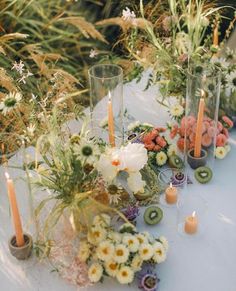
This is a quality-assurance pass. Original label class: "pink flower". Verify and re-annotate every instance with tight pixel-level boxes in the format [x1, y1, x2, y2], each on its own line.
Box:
[216, 134, 227, 147]
[156, 136, 167, 148]
[217, 121, 223, 132]
[177, 137, 188, 152]
[150, 129, 158, 139]
[201, 133, 212, 147]
[222, 127, 229, 138]
[207, 126, 216, 138]
[222, 116, 234, 129]
[154, 144, 162, 152]
[145, 141, 155, 151]
[170, 125, 178, 139]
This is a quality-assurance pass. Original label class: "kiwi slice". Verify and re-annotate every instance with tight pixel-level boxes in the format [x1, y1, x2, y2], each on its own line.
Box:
[144, 206, 163, 225]
[169, 155, 184, 169]
[194, 166, 213, 184]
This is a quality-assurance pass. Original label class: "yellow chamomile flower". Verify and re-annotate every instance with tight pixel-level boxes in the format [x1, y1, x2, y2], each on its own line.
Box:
[215, 146, 227, 159]
[97, 240, 114, 262]
[114, 244, 130, 264]
[88, 262, 103, 283]
[93, 214, 111, 227]
[122, 234, 140, 252]
[105, 260, 118, 277]
[139, 243, 154, 261]
[78, 241, 90, 262]
[159, 236, 169, 251]
[136, 233, 148, 245]
[116, 266, 134, 284]
[87, 226, 107, 245]
[156, 151, 168, 166]
[170, 104, 184, 117]
[167, 144, 178, 157]
[152, 242, 166, 263]
[131, 254, 143, 272]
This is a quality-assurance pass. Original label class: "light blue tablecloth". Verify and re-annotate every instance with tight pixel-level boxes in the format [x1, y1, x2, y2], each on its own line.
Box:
[1, 75, 236, 291]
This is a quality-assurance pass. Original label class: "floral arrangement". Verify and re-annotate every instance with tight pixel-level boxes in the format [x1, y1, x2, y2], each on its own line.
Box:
[168, 104, 233, 159]
[127, 121, 182, 168]
[78, 213, 168, 286]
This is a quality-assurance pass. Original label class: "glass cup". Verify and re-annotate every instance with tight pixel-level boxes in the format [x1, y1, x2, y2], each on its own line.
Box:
[88, 64, 124, 146]
[177, 193, 208, 236]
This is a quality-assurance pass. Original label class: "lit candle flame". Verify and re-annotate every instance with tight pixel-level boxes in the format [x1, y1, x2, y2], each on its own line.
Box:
[192, 211, 196, 217]
[170, 182, 173, 188]
[5, 172, 10, 180]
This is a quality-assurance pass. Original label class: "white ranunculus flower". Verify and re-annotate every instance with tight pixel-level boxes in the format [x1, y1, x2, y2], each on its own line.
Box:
[127, 172, 146, 194]
[152, 242, 166, 263]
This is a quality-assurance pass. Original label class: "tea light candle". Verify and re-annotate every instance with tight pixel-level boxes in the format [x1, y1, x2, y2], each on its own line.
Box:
[165, 182, 178, 204]
[184, 211, 198, 234]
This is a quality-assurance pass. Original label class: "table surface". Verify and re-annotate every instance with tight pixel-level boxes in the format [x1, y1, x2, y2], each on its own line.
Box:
[1, 74, 236, 291]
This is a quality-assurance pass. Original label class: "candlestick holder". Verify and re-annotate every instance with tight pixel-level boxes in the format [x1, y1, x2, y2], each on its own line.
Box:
[177, 194, 208, 237]
[88, 64, 124, 146]
[8, 233, 33, 260]
[184, 70, 221, 175]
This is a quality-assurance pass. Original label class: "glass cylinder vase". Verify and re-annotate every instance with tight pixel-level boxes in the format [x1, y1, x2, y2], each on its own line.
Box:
[88, 64, 124, 146]
[184, 70, 221, 181]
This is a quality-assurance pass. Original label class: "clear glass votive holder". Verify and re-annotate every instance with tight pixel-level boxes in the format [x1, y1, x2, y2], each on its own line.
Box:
[177, 193, 208, 237]
[88, 64, 124, 146]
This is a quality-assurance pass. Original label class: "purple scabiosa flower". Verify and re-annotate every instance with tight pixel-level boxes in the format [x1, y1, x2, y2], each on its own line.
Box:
[123, 203, 140, 223]
[137, 266, 160, 291]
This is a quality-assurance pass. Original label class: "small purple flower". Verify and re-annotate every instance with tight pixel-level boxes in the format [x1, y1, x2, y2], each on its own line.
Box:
[137, 267, 160, 291]
[171, 172, 192, 186]
[123, 203, 140, 222]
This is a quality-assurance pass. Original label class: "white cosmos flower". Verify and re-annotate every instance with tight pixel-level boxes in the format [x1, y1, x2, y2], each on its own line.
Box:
[170, 104, 184, 117]
[74, 138, 100, 165]
[139, 243, 154, 261]
[159, 236, 169, 251]
[0, 92, 22, 115]
[136, 233, 148, 245]
[116, 265, 134, 284]
[127, 120, 140, 131]
[93, 214, 111, 227]
[131, 254, 143, 272]
[88, 263, 103, 283]
[97, 240, 115, 262]
[105, 260, 118, 277]
[127, 172, 146, 194]
[226, 71, 236, 92]
[78, 241, 90, 262]
[122, 234, 140, 252]
[87, 226, 107, 245]
[114, 244, 130, 264]
[152, 242, 166, 263]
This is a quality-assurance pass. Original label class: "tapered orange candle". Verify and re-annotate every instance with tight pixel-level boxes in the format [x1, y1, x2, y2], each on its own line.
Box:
[5, 172, 25, 247]
[108, 91, 115, 147]
[194, 93, 205, 158]
[184, 211, 198, 234]
[213, 24, 219, 46]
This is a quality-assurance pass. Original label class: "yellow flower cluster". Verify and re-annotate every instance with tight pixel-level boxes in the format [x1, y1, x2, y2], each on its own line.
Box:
[77, 213, 168, 285]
